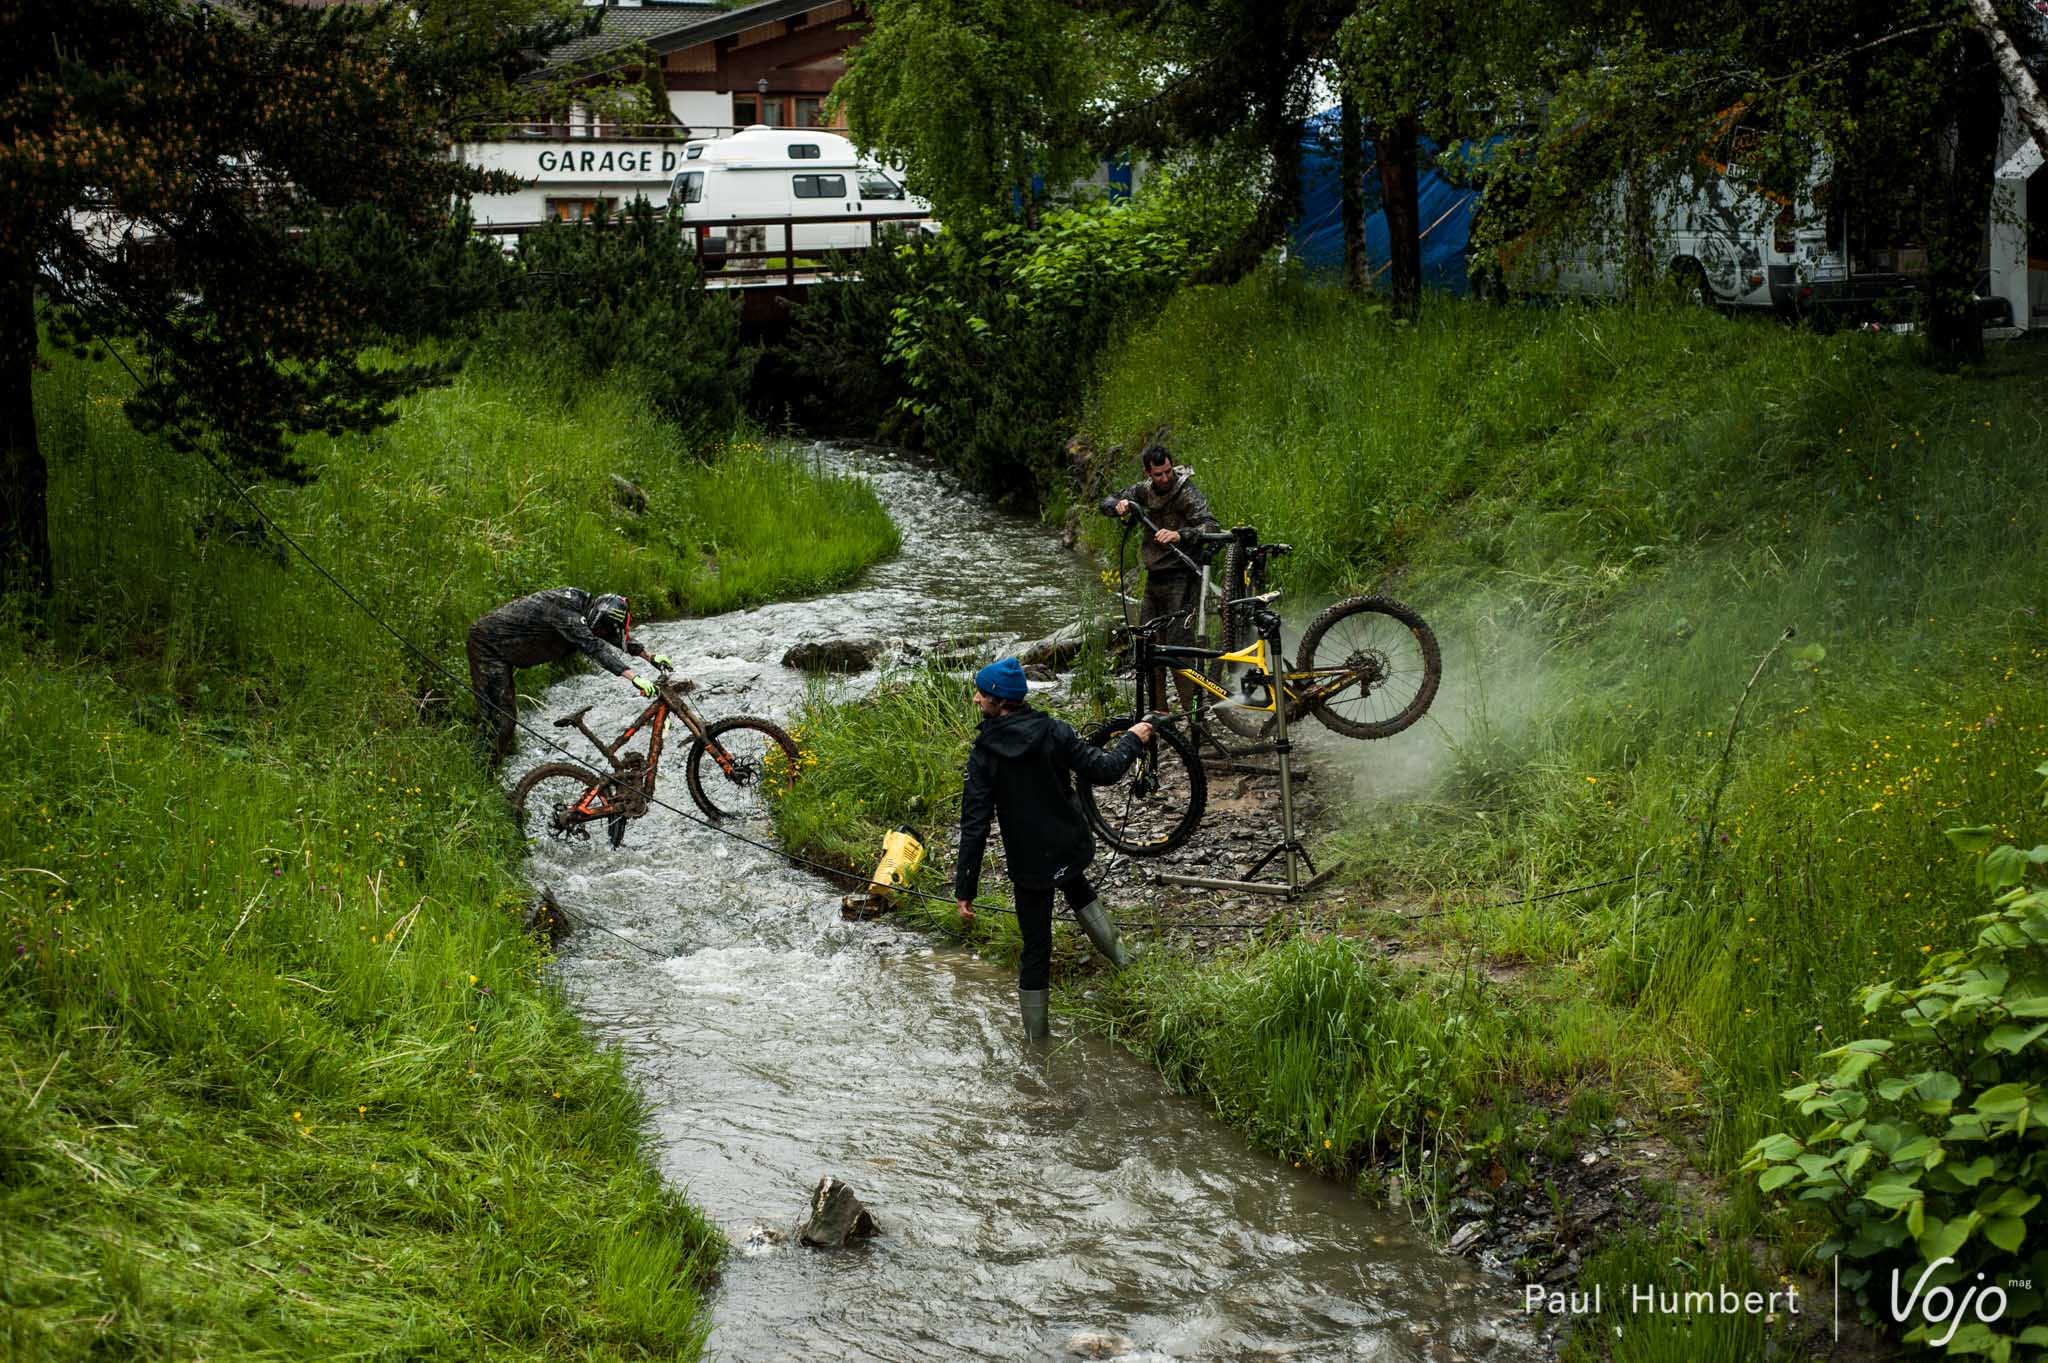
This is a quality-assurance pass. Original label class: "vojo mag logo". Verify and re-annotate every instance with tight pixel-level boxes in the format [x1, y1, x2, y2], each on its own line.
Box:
[1889, 1258, 2011, 1348]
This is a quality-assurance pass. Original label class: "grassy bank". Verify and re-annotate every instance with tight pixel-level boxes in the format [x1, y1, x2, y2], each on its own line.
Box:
[1092, 283, 2048, 1352]
[785, 279, 2048, 1357]
[1, 349, 898, 1359]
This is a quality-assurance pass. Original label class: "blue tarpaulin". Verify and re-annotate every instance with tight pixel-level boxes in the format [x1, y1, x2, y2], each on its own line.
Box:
[1289, 112, 1482, 294]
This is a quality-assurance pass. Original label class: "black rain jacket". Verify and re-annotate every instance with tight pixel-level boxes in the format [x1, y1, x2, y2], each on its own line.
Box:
[954, 707, 1142, 900]
[468, 587, 649, 675]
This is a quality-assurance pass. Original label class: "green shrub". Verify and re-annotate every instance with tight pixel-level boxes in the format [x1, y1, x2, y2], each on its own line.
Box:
[485, 200, 752, 444]
[1743, 769, 2048, 1359]
[791, 182, 1249, 499]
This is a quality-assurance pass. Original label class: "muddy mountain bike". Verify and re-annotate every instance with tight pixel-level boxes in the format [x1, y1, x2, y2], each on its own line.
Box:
[1102, 502, 1443, 745]
[1081, 561, 1441, 860]
[512, 670, 800, 846]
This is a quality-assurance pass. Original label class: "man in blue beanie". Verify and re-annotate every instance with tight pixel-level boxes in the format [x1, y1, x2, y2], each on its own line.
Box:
[954, 657, 1155, 1040]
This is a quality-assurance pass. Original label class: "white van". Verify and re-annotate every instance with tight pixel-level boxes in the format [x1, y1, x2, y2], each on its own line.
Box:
[1507, 141, 1828, 315]
[665, 126, 931, 269]
[1500, 124, 2019, 327]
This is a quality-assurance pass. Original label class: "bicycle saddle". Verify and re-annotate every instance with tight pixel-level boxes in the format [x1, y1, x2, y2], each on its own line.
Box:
[552, 705, 594, 729]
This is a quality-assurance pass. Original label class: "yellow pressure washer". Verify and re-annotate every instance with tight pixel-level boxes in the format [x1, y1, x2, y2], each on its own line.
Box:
[840, 825, 926, 919]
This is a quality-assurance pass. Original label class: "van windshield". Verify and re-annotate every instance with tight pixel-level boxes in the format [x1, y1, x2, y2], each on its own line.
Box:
[858, 171, 906, 200]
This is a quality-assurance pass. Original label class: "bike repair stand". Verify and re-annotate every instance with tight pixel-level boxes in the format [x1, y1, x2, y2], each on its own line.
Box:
[1191, 722, 1301, 782]
[1150, 611, 1341, 899]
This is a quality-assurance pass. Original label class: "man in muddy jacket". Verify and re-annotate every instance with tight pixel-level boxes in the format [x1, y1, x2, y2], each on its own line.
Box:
[954, 657, 1153, 1040]
[467, 588, 674, 763]
[1114, 436, 1219, 707]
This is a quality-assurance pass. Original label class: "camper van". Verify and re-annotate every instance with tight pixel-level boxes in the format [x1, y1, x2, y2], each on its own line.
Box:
[1502, 117, 2029, 329]
[1511, 134, 1885, 317]
[665, 126, 931, 269]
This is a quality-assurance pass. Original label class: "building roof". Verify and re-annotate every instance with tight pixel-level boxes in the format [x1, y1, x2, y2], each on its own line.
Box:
[547, 0, 855, 71]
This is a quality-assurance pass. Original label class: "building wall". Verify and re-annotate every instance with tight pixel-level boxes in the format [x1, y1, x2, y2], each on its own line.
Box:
[464, 4, 859, 228]
[464, 139, 684, 226]
[669, 90, 732, 134]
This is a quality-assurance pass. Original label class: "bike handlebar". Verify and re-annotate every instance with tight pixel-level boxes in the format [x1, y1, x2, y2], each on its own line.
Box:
[1098, 496, 1216, 576]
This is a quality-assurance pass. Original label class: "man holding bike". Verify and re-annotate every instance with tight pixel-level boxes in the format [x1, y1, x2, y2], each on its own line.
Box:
[467, 588, 675, 764]
[953, 657, 1154, 1041]
[1114, 434, 1219, 709]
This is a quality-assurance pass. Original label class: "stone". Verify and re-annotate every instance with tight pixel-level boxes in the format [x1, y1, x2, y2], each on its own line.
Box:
[609, 473, 648, 515]
[524, 886, 572, 948]
[781, 639, 884, 673]
[1063, 431, 1095, 488]
[797, 1175, 878, 1248]
[1065, 1329, 1134, 1359]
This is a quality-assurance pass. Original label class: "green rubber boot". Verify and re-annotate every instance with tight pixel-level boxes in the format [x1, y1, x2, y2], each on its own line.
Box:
[1019, 988, 1050, 1041]
[1074, 900, 1135, 970]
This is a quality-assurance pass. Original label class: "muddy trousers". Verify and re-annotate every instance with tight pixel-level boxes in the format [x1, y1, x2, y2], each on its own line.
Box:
[1014, 868, 1099, 991]
[467, 632, 521, 764]
[1139, 569, 1201, 713]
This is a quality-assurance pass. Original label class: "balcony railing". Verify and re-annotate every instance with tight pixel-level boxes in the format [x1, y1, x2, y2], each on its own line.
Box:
[479, 120, 843, 142]
[477, 209, 934, 287]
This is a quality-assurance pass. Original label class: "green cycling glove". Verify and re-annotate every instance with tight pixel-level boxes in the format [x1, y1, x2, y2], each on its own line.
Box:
[630, 674, 656, 698]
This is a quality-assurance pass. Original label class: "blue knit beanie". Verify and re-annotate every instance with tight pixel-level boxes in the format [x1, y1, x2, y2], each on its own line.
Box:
[973, 656, 1029, 701]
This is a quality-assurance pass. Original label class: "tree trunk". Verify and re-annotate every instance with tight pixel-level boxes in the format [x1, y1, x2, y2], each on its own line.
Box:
[1926, 32, 2002, 364]
[1340, 89, 1366, 294]
[0, 254, 51, 598]
[1375, 113, 1422, 318]
[1966, 0, 2048, 164]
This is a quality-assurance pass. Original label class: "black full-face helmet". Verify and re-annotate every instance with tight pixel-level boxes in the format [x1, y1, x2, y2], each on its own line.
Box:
[586, 593, 631, 643]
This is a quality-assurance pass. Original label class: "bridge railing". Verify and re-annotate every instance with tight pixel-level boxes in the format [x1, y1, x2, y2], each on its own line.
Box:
[474, 210, 936, 286]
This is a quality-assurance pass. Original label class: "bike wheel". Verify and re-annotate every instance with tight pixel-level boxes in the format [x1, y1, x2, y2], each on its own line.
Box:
[1293, 596, 1442, 739]
[511, 762, 609, 840]
[686, 715, 801, 820]
[1206, 542, 1276, 740]
[1076, 715, 1207, 857]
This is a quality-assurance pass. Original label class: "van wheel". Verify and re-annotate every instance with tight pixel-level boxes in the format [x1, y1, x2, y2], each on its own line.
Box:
[1674, 261, 1715, 310]
[1469, 265, 1508, 306]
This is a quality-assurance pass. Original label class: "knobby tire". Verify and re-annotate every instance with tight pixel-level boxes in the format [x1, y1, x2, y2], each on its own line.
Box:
[511, 761, 609, 840]
[686, 715, 801, 820]
[1206, 541, 1276, 740]
[1076, 715, 1207, 857]
[1293, 596, 1442, 739]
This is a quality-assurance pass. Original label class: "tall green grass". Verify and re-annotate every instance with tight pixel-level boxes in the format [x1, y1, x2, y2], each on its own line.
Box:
[43, 346, 896, 723]
[2, 347, 900, 1359]
[771, 666, 977, 871]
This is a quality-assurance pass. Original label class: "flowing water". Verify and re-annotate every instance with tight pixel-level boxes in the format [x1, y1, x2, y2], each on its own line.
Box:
[513, 446, 1541, 1363]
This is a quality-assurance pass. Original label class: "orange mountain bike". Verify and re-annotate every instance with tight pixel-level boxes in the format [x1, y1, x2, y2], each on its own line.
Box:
[512, 670, 799, 846]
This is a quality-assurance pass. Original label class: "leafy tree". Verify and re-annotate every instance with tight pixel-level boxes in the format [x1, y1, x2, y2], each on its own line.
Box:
[1335, 0, 1550, 316]
[832, 0, 1104, 230]
[0, 0, 584, 598]
[489, 201, 751, 443]
[1471, 0, 2047, 360]
[837, 0, 1351, 274]
[1080, 0, 1354, 282]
